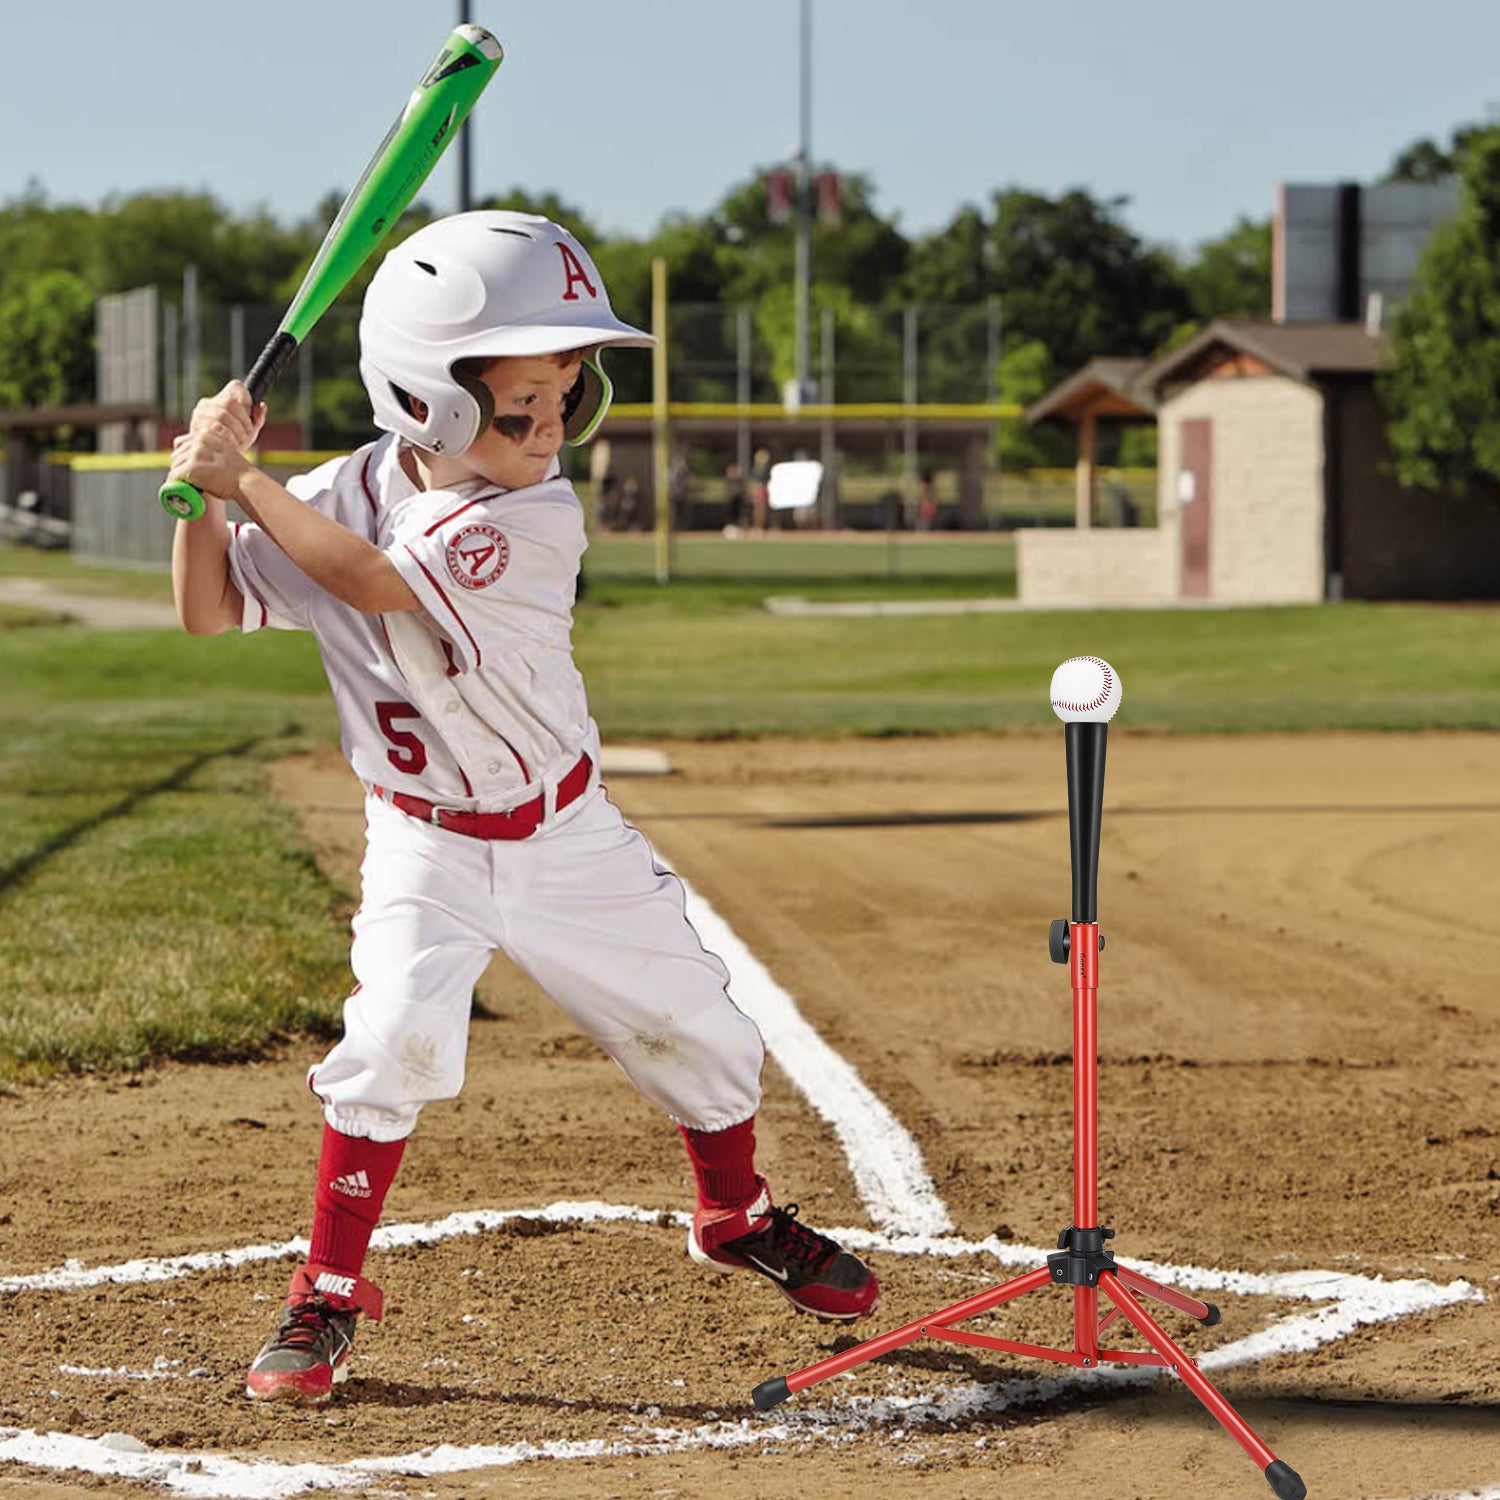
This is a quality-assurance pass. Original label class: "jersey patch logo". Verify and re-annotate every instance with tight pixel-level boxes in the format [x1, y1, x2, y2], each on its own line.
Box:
[445, 523, 510, 590]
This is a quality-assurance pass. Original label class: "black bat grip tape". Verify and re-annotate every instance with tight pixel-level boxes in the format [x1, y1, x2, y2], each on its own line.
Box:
[244, 331, 299, 405]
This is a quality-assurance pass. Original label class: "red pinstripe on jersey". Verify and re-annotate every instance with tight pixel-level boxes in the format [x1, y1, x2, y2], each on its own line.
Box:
[399, 545, 528, 779]
[424, 497, 490, 537]
[402, 546, 483, 668]
[359, 451, 379, 520]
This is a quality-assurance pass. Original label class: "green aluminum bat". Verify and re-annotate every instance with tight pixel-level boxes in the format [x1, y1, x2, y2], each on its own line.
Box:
[159, 22, 503, 520]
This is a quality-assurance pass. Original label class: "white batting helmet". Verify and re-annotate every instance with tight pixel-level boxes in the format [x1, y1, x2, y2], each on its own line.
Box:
[358, 210, 653, 455]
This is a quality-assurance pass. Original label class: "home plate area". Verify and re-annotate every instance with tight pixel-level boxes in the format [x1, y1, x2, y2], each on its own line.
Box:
[0, 877, 1488, 1499]
[0, 1225, 1479, 1498]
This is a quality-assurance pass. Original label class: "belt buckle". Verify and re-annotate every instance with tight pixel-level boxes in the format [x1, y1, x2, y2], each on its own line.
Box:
[428, 803, 460, 828]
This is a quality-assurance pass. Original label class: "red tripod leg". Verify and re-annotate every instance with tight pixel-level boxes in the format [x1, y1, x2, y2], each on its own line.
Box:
[1098, 1272, 1305, 1500]
[1113, 1264, 1220, 1325]
[752, 1265, 1053, 1410]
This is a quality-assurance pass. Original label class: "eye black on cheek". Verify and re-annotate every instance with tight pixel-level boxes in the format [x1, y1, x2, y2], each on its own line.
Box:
[492, 413, 534, 442]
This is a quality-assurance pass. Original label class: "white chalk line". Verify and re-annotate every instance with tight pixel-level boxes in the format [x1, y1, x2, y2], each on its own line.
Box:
[1390, 1493, 1500, 1500]
[1380, 1488, 1500, 1500]
[60, 1360, 200, 1383]
[0, 872, 1487, 1496]
[1, 1206, 1482, 1497]
[682, 880, 954, 1238]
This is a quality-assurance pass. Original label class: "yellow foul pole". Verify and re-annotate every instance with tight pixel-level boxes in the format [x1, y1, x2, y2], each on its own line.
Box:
[652, 256, 672, 584]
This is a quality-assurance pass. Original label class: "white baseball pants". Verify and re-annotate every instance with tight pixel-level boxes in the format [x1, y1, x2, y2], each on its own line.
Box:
[309, 788, 766, 1142]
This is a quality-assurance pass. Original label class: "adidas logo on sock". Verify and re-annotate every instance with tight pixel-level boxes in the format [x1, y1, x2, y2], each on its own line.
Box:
[330, 1170, 372, 1199]
[313, 1271, 357, 1299]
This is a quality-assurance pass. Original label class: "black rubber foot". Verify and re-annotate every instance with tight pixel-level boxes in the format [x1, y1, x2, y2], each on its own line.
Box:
[1202, 1301, 1222, 1326]
[1265, 1459, 1306, 1500]
[753, 1376, 791, 1411]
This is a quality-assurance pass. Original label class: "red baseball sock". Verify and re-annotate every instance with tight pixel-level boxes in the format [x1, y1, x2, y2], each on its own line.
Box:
[680, 1116, 759, 1211]
[306, 1125, 407, 1278]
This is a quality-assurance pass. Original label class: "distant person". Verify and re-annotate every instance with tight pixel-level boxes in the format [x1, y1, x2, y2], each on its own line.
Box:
[750, 447, 772, 532]
[597, 473, 622, 530]
[669, 454, 691, 528]
[722, 462, 749, 533]
[879, 487, 904, 532]
[915, 468, 939, 531]
[619, 475, 643, 530]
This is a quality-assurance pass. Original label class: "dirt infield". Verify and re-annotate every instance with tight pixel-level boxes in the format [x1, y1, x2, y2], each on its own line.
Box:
[1, 732, 1498, 1499]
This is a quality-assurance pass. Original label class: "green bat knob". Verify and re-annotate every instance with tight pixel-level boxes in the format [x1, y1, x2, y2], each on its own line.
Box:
[159, 479, 207, 520]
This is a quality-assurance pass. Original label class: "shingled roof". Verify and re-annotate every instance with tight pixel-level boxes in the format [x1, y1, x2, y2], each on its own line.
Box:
[1136, 320, 1389, 392]
[1025, 357, 1155, 426]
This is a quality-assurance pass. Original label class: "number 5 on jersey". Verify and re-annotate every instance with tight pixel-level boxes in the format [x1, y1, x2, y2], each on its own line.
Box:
[376, 702, 428, 774]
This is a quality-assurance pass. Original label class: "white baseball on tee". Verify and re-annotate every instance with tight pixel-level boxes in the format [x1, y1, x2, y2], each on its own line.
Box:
[1050, 656, 1122, 723]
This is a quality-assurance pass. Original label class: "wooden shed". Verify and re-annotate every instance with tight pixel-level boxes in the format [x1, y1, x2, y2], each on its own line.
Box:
[1023, 358, 1155, 527]
[1019, 321, 1500, 605]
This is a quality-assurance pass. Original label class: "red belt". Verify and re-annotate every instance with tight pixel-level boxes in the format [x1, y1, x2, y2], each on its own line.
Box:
[373, 752, 592, 841]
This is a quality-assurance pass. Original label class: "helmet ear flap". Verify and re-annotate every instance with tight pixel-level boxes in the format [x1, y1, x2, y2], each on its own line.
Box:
[450, 363, 495, 452]
[564, 357, 613, 446]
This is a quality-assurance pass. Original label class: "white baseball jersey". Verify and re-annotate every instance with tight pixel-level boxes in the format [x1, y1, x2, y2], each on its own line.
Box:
[231, 433, 595, 808]
[226, 435, 765, 1141]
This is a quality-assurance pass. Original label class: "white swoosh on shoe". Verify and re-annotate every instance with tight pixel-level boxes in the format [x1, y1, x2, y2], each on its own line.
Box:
[743, 1254, 790, 1283]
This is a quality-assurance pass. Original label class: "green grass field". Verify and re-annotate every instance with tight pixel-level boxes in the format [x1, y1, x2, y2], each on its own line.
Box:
[0, 544, 179, 599]
[577, 599, 1500, 735]
[2, 536, 1498, 1081]
[0, 615, 348, 1083]
[583, 531, 1018, 602]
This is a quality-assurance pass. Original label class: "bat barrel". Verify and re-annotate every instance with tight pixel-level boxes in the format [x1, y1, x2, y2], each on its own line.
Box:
[158, 20, 504, 522]
[456, 23, 502, 59]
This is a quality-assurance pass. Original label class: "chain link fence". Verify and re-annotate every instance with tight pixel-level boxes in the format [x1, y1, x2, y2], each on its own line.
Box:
[52, 292, 1156, 573]
[152, 298, 1008, 436]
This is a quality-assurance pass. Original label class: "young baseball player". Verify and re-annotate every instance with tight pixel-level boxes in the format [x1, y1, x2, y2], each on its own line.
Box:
[169, 210, 880, 1404]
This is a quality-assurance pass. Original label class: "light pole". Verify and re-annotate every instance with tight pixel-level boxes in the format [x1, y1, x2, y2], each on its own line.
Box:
[457, 0, 474, 212]
[790, 0, 813, 410]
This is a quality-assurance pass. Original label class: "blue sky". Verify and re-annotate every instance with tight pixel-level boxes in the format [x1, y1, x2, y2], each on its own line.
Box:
[8, 0, 1498, 253]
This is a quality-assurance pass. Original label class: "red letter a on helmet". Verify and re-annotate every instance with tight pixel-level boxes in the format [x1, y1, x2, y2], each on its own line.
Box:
[557, 243, 599, 302]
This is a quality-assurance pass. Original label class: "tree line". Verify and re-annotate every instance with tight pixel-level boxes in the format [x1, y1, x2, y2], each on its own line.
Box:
[1384, 122, 1500, 494]
[0, 167, 1267, 456]
[1, 116, 1492, 490]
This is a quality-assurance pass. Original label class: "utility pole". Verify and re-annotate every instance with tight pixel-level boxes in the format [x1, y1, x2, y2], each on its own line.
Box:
[652, 257, 673, 583]
[790, 0, 813, 410]
[457, 0, 474, 211]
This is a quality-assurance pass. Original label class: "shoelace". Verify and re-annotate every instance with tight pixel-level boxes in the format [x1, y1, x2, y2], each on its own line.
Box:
[272, 1298, 341, 1354]
[761, 1204, 840, 1275]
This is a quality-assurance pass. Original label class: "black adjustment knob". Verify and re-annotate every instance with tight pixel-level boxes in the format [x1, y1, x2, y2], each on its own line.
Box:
[1049, 922, 1107, 962]
[1049, 920, 1069, 964]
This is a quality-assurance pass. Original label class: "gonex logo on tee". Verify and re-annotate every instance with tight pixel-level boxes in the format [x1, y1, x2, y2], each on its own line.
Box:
[445, 524, 510, 590]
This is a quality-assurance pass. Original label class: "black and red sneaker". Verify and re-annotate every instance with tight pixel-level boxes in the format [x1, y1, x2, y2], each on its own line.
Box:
[245, 1265, 384, 1405]
[689, 1178, 880, 1323]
